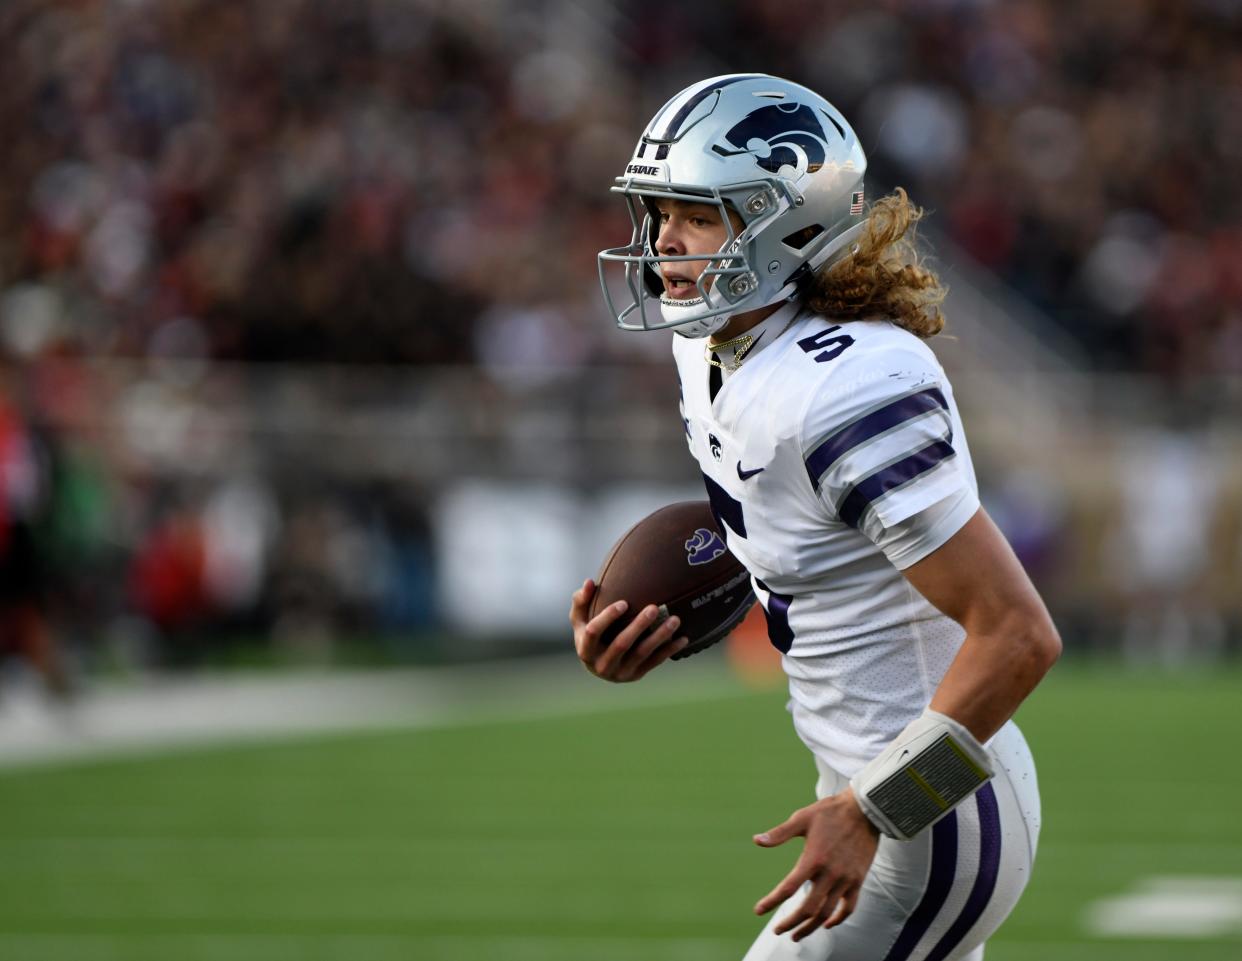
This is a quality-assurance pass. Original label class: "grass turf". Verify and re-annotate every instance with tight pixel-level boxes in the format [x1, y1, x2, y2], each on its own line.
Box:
[1, 661, 1240, 960]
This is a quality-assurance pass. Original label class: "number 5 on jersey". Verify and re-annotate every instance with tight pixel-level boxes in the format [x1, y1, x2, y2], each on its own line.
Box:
[797, 325, 854, 363]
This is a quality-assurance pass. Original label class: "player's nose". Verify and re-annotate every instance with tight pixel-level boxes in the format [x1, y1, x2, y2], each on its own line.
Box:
[655, 220, 686, 256]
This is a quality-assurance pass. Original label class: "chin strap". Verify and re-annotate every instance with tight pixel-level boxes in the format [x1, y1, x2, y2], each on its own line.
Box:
[669, 309, 735, 339]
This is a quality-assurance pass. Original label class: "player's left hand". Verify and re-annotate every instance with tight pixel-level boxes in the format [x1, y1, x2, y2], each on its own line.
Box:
[752, 788, 880, 941]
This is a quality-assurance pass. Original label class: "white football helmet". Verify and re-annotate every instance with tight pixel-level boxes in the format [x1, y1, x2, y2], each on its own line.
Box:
[598, 74, 867, 338]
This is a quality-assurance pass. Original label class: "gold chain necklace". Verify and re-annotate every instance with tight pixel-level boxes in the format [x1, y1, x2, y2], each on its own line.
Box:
[704, 332, 756, 372]
[704, 309, 801, 373]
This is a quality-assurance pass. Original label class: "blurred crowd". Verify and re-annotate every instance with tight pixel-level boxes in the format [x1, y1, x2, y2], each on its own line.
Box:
[4, 0, 1240, 373]
[1, 0, 1240, 684]
[777, 0, 1242, 379]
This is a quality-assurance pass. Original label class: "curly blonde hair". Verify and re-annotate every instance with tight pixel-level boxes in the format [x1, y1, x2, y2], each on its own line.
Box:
[805, 188, 947, 338]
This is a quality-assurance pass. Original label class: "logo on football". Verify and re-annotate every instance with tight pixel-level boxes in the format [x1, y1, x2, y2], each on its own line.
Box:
[589, 501, 756, 657]
[685, 527, 727, 566]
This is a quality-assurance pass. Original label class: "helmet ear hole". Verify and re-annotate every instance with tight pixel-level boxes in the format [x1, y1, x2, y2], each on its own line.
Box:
[781, 224, 825, 251]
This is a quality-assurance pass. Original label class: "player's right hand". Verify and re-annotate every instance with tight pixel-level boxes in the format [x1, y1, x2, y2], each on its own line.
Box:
[752, 788, 880, 941]
[570, 578, 688, 683]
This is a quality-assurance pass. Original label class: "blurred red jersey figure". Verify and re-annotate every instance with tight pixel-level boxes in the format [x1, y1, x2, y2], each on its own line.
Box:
[575, 74, 1061, 960]
[128, 508, 210, 667]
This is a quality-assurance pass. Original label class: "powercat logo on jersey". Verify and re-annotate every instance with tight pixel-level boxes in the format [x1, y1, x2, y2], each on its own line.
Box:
[712, 102, 837, 176]
[685, 528, 727, 566]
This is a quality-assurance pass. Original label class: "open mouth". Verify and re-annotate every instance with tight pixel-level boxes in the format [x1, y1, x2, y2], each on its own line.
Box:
[662, 271, 702, 299]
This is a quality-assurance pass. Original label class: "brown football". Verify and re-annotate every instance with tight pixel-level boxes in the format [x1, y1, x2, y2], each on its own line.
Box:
[588, 501, 756, 659]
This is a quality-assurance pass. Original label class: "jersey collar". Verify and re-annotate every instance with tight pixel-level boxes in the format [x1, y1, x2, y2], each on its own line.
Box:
[706, 299, 804, 373]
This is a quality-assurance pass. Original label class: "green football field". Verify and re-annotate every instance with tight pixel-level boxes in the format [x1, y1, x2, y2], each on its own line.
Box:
[1, 661, 1240, 961]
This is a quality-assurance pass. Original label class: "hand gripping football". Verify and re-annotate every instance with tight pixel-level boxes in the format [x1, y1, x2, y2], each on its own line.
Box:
[589, 501, 756, 659]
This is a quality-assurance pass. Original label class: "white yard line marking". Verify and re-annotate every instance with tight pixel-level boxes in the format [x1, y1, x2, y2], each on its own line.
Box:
[0, 657, 753, 770]
[983, 943, 1241, 959]
[1085, 875, 1242, 939]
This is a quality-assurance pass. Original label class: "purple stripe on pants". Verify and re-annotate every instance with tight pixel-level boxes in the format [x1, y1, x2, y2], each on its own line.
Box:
[883, 812, 959, 961]
[924, 784, 1002, 961]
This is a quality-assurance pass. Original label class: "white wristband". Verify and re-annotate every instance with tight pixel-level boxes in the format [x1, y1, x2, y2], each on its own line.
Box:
[849, 709, 994, 840]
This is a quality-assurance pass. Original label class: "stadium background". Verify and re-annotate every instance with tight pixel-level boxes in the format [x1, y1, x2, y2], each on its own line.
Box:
[1, 1, 1240, 958]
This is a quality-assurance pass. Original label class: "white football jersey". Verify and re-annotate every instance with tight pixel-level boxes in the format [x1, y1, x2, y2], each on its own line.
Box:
[673, 301, 981, 776]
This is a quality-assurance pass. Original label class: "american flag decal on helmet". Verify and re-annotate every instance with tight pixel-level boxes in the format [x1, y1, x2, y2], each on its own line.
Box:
[850, 190, 865, 215]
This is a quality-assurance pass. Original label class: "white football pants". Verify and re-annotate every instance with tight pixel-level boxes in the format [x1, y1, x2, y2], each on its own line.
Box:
[742, 721, 1041, 961]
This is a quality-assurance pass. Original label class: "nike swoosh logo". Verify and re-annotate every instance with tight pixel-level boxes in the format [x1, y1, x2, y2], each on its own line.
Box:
[736, 462, 765, 481]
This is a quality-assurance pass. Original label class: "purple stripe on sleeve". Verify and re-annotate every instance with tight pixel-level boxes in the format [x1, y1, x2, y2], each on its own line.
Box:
[882, 812, 959, 961]
[923, 784, 1003, 961]
[837, 440, 956, 528]
[804, 387, 948, 492]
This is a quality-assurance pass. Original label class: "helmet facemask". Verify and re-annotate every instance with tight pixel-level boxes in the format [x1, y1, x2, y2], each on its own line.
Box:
[598, 180, 791, 339]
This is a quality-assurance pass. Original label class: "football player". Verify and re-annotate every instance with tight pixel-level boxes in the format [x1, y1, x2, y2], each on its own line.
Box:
[571, 74, 1061, 960]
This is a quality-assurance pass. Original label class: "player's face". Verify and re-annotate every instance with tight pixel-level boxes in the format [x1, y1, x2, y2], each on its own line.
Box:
[653, 199, 739, 300]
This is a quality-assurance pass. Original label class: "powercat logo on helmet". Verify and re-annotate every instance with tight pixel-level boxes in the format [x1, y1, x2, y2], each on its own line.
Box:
[712, 102, 838, 177]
